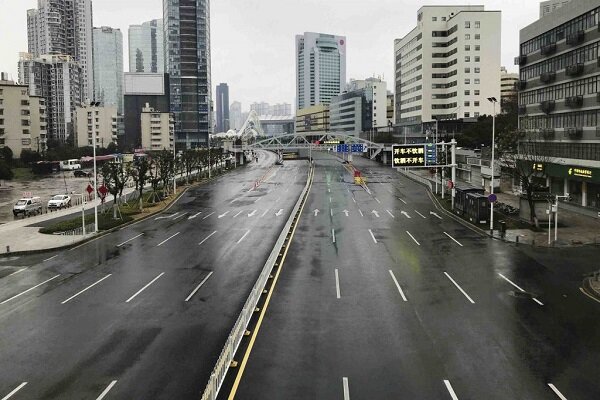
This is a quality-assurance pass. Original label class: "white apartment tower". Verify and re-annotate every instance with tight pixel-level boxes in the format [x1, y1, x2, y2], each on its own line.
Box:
[296, 32, 347, 110]
[394, 5, 501, 138]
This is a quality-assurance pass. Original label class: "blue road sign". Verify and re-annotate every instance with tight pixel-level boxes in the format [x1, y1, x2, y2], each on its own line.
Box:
[488, 193, 497, 203]
[350, 144, 364, 153]
[425, 144, 437, 165]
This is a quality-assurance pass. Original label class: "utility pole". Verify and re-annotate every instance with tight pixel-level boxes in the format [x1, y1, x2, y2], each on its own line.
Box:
[93, 128, 98, 233]
[487, 97, 498, 234]
[451, 139, 456, 210]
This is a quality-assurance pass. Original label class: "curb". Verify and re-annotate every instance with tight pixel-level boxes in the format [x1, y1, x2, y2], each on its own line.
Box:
[582, 277, 600, 303]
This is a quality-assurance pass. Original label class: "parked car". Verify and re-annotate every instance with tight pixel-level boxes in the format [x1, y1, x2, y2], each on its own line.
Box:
[73, 170, 91, 178]
[47, 194, 71, 210]
[13, 197, 42, 217]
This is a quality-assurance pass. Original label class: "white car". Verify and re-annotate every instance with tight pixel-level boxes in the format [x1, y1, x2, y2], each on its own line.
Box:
[48, 194, 71, 210]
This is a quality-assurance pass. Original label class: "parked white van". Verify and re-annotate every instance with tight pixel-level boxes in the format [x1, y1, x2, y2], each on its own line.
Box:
[60, 159, 82, 171]
[13, 197, 42, 217]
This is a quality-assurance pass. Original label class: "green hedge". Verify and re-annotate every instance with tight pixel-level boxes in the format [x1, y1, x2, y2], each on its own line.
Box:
[40, 213, 133, 234]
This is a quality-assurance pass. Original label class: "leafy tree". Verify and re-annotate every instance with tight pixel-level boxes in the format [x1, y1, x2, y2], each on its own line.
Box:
[101, 161, 129, 219]
[106, 142, 117, 154]
[0, 160, 13, 180]
[0, 146, 13, 165]
[20, 149, 42, 165]
[128, 156, 151, 210]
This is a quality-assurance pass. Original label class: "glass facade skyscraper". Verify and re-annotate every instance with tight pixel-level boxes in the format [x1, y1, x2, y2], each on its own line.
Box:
[128, 19, 164, 73]
[216, 83, 229, 133]
[93, 27, 123, 114]
[163, 0, 212, 149]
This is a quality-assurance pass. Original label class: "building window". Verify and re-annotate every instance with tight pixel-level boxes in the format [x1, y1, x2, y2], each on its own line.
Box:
[465, 56, 470, 62]
[465, 45, 470, 51]
[465, 78, 471, 84]
[475, 45, 480, 51]
[465, 34, 470, 40]
[474, 56, 480, 62]
[464, 101, 470, 106]
[474, 112, 480, 117]
[465, 21, 470, 28]
[465, 67, 471, 73]
[474, 78, 480, 84]
[432, 17, 437, 21]
[475, 21, 480, 28]
[475, 34, 480, 40]
[474, 67, 480, 73]
[464, 112, 470, 117]
[442, 17, 446, 21]
[465, 90, 470, 95]
[474, 101, 480, 106]
[474, 90, 480, 95]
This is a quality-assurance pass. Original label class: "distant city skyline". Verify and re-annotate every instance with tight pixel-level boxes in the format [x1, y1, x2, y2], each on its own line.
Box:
[1, 0, 539, 107]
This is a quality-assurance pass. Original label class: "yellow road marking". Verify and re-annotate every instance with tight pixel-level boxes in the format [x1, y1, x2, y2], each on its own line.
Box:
[228, 167, 314, 399]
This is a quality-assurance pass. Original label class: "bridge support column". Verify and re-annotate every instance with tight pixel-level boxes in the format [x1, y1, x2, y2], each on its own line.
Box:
[382, 152, 388, 165]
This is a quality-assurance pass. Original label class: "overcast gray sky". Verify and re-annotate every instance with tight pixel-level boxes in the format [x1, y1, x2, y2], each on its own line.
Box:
[0, 0, 538, 111]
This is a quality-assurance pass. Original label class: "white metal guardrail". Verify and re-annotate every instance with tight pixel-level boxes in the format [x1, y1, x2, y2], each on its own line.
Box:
[398, 169, 433, 191]
[200, 163, 314, 400]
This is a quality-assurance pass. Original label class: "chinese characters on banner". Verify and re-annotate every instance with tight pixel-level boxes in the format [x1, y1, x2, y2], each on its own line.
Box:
[392, 145, 427, 167]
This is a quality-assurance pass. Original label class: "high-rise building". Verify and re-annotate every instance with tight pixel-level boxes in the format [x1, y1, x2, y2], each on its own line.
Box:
[229, 101, 243, 130]
[164, 0, 212, 149]
[93, 27, 123, 114]
[0, 74, 48, 156]
[500, 66, 518, 105]
[271, 103, 292, 116]
[394, 5, 501, 140]
[296, 32, 346, 110]
[539, 0, 572, 18]
[250, 102, 271, 116]
[517, 0, 600, 209]
[18, 53, 82, 143]
[216, 83, 229, 133]
[128, 19, 164, 73]
[76, 104, 118, 147]
[27, 0, 94, 102]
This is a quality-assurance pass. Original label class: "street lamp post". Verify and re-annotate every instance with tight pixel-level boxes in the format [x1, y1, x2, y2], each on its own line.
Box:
[487, 97, 498, 234]
[173, 143, 177, 196]
[208, 134, 211, 179]
[92, 128, 98, 233]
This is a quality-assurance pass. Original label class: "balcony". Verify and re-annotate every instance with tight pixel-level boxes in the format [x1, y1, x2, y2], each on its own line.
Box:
[541, 128, 555, 139]
[566, 30, 584, 46]
[565, 127, 583, 139]
[515, 80, 527, 90]
[514, 55, 527, 66]
[540, 43, 557, 56]
[540, 100, 555, 114]
[540, 71, 556, 84]
[518, 104, 527, 115]
[565, 95, 583, 108]
[565, 63, 584, 77]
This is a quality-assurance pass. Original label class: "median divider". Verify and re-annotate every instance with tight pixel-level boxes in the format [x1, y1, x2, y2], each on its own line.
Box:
[200, 163, 314, 400]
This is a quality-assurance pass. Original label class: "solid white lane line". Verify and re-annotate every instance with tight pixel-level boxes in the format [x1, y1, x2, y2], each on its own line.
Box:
[406, 231, 421, 246]
[443, 232, 463, 247]
[7, 269, 26, 277]
[202, 211, 215, 220]
[117, 233, 143, 247]
[1, 275, 61, 305]
[547, 383, 568, 400]
[335, 269, 341, 299]
[261, 209, 269, 217]
[61, 274, 112, 304]
[96, 380, 118, 400]
[1, 382, 28, 400]
[185, 271, 214, 302]
[43, 255, 58, 262]
[533, 298, 545, 306]
[415, 210, 427, 219]
[125, 273, 164, 303]
[157, 232, 180, 247]
[443, 380, 460, 400]
[368, 229, 378, 244]
[444, 272, 475, 304]
[236, 229, 251, 244]
[375, 197, 381, 204]
[389, 270, 408, 302]
[332, 229, 336, 243]
[342, 377, 350, 400]
[199, 231, 218, 245]
[359, 209, 364, 217]
[386, 210, 395, 218]
[233, 210, 243, 218]
[498, 273, 526, 292]
[399, 198, 407, 204]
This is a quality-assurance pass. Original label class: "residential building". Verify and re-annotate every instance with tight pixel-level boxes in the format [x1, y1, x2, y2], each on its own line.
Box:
[0, 74, 47, 156]
[123, 72, 170, 150]
[93, 27, 123, 114]
[216, 83, 229, 133]
[540, 0, 572, 18]
[76, 103, 118, 147]
[329, 78, 388, 136]
[250, 102, 271, 116]
[164, 0, 212, 149]
[271, 103, 292, 116]
[387, 91, 395, 126]
[258, 115, 295, 137]
[128, 19, 164, 73]
[229, 101, 243, 130]
[27, 0, 94, 101]
[18, 53, 82, 143]
[517, 0, 600, 210]
[141, 103, 174, 150]
[295, 105, 330, 134]
[394, 5, 501, 140]
[296, 32, 346, 110]
[500, 66, 519, 105]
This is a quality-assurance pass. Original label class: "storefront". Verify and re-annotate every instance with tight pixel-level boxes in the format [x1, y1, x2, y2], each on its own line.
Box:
[543, 163, 600, 210]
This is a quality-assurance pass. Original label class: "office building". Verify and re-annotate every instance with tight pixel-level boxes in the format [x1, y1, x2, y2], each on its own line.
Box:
[271, 103, 292, 116]
[329, 78, 388, 136]
[18, 53, 82, 143]
[76, 103, 118, 147]
[540, 0, 572, 18]
[164, 0, 212, 149]
[229, 101, 243, 130]
[295, 105, 330, 134]
[128, 19, 164, 73]
[123, 73, 170, 150]
[93, 27, 123, 114]
[296, 32, 346, 110]
[500, 66, 519, 105]
[141, 104, 174, 150]
[27, 0, 94, 101]
[216, 83, 229, 133]
[517, 0, 600, 209]
[0, 74, 47, 156]
[394, 5, 501, 140]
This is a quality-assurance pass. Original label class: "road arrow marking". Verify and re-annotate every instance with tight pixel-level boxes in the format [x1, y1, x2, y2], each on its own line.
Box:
[188, 211, 202, 220]
[313, 209, 320, 216]
[218, 211, 230, 218]
[343, 209, 349, 217]
[401, 211, 412, 219]
[248, 210, 257, 217]
[430, 211, 442, 220]
[386, 210, 395, 218]
[372, 210, 380, 218]
[275, 209, 283, 216]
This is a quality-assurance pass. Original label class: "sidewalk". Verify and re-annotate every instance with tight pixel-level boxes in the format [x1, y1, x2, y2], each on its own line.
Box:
[404, 169, 600, 247]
